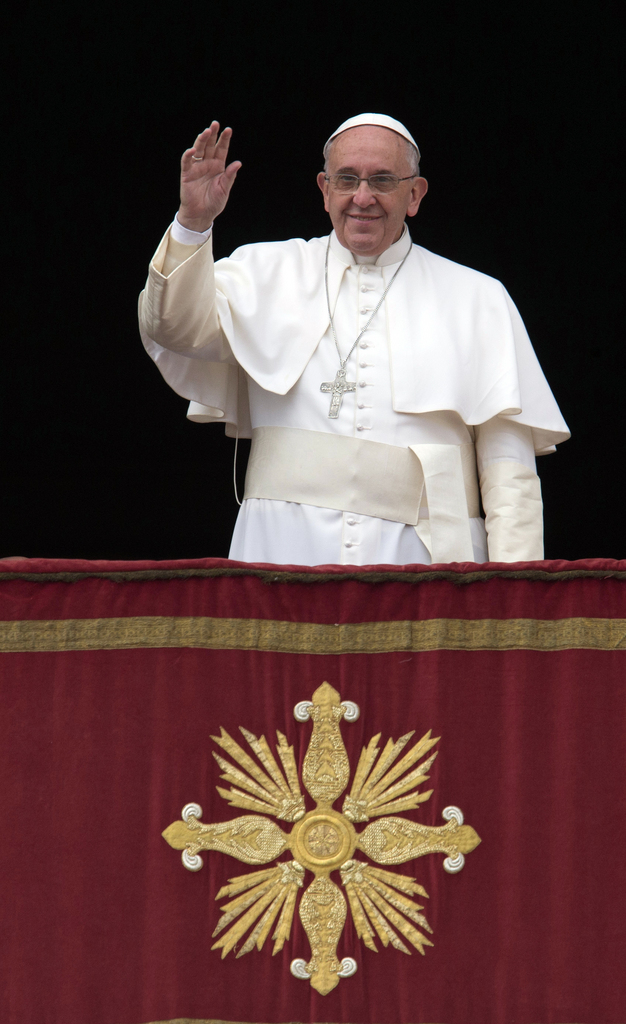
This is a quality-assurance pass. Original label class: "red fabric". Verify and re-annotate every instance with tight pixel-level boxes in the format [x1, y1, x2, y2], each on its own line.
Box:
[1, 558, 625, 1024]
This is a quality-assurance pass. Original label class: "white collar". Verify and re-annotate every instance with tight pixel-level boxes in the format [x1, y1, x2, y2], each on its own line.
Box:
[329, 224, 412, 267]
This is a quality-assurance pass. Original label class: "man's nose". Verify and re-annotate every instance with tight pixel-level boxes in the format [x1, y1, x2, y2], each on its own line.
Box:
[352, 181, 377, 207]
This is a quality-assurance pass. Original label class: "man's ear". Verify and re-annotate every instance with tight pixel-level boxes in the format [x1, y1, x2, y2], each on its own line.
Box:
[317, 171, 331, 213]
[407, 177, 428, 218]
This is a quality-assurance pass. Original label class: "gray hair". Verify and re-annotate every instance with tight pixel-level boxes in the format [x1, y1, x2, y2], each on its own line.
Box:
[323, 134, 420, 176]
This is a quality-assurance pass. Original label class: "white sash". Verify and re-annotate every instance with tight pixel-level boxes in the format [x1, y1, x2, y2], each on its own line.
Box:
[244, 426, 479, 562]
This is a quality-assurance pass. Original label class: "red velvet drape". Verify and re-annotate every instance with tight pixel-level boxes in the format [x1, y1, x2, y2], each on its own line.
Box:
[1, 557, 625, 1024]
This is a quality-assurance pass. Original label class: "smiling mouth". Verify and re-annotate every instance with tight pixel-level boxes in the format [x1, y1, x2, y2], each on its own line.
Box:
[347, 214, 381, 223]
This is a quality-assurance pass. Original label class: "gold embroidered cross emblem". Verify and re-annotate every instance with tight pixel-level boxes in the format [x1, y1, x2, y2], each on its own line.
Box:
[163, 682, 480, 995]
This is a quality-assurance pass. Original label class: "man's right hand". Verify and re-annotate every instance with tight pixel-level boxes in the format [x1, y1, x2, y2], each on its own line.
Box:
[178, 122, 242, 232]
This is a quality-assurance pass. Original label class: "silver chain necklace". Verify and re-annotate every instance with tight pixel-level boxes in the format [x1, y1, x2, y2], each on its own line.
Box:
[320, 236, 410, 418]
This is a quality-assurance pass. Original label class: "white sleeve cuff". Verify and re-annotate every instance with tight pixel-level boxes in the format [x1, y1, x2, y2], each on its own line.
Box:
[480, 460, 544, 561]
[171, 213, 213, 245]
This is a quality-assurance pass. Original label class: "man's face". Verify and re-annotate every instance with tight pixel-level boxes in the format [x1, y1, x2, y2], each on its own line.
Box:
[317, 126, 428, 256]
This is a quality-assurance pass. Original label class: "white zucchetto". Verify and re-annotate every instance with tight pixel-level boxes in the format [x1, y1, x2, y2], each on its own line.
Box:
[324, 113, 420, 161]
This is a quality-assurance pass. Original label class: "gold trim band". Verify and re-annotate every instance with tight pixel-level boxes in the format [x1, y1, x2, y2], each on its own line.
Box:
[2, 615, 626, 654]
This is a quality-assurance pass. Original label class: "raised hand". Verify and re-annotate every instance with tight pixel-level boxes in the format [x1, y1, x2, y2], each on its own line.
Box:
[178, 122, 242, 232]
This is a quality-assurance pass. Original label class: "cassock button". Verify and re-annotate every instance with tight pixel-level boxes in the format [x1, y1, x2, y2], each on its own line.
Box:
[361, 267, 369, 274]
[356, 424, 364, 431]
[345, 541, 353, 548]
[358, 381, 367, 388]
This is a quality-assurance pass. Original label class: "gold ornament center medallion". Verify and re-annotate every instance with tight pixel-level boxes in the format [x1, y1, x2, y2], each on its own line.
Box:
[163, 682, 481, 996]
[293, 809, 357, 872]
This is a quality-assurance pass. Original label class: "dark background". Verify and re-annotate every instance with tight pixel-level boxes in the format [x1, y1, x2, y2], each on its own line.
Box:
[3, 2, 623, 561]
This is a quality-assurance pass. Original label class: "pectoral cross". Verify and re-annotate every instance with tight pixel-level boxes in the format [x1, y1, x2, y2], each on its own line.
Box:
[320, 367, 357, 419]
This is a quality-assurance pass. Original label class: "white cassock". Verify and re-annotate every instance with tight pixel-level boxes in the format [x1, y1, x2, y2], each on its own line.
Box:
[139, 218, 570, 566]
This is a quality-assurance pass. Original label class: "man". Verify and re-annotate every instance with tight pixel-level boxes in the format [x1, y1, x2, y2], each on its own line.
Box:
[139, 113, 569, 565]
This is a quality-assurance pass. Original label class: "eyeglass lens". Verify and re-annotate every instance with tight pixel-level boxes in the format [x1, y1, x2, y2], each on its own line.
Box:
[330, 174, 402, 194]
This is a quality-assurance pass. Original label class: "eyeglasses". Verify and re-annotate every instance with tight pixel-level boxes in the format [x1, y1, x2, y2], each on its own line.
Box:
[324, 173, 417, 195]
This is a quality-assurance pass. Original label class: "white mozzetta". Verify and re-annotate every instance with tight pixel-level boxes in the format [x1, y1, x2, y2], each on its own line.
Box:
[140, 226, 568, 452]
[139, 223, 569, 565]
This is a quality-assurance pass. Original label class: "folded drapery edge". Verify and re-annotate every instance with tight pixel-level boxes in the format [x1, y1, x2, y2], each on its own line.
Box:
[3, 566, 626, 585]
